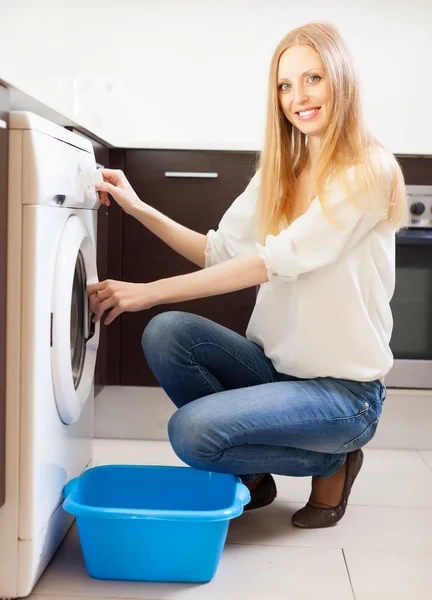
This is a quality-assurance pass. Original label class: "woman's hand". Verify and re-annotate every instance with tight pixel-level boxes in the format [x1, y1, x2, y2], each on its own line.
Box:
[95, 169, 144, 215]
[86, 279, 157, 325]
[88, 290, 101, 318]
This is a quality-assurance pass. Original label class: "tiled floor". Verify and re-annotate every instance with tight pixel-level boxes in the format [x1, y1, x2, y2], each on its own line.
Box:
[28, 440, 432, 600]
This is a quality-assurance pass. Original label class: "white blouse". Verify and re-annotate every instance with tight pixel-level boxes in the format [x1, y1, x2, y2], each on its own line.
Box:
[204, 149, 396, 382]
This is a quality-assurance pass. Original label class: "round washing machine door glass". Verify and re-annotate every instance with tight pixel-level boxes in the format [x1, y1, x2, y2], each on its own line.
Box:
[51, 214, 100, 425]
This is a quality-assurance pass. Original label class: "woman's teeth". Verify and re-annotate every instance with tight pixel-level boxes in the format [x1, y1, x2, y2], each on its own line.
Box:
[297, 108, 320, 120]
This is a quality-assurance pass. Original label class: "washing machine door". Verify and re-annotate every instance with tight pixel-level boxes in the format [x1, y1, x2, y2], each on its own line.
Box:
[51, 214, 100, 425]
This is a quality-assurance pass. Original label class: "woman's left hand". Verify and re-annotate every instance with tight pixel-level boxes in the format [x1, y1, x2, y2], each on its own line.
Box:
[86, 280, 156, 325]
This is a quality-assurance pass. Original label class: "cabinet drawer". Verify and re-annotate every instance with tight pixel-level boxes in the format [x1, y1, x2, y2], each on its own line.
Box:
[118, 149, 259, 386]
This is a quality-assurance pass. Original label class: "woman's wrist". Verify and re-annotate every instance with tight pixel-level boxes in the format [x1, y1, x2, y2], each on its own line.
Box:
[128, 198, 151, 220]
[143, 280, 165, 307]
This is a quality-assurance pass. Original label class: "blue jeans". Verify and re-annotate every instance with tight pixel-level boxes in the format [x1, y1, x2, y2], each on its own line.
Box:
[142, 311, 385, 483]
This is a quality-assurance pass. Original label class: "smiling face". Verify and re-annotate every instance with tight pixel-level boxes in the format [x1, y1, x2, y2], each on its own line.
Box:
[277, 44, 331, 138]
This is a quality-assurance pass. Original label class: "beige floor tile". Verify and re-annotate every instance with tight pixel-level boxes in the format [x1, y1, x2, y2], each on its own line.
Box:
[344, 548, 432, 600]
[227, 501, 432, 553]
[93, 439, 185, 467]
[33, 529, 354, 600]
[349, 449, 432, 508]
[420, 450, 432, 472]
[95, 386, 175, 441]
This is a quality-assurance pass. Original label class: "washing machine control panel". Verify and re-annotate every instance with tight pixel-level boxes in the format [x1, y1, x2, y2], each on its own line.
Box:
[78, 169, 103, 189]
[21, 128, 102, 209]
[76, 169, 103, 205]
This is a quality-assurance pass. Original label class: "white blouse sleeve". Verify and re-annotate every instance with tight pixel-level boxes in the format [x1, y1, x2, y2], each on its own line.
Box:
[256, 158, 393, 284]
[204, 171, 261, 268]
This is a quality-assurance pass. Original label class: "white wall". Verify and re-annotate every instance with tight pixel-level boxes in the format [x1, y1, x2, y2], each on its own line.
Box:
[1, 0, 431, 153]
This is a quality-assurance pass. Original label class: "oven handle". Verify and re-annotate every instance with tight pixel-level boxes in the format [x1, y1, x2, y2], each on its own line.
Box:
[396, 229, 432, 245]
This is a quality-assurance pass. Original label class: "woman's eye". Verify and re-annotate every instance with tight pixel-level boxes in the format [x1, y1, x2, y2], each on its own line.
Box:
[279, 83, 291, 91]
[308, 75, 321, 84]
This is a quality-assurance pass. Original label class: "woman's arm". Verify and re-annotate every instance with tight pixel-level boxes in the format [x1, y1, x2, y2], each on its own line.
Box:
[129, 203, 208, 268]
[153, 252, 268, 304]
[87, 252, 268, 325]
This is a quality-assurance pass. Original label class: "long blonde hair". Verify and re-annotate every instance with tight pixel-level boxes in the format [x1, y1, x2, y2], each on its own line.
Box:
[256, 22, 409, 243]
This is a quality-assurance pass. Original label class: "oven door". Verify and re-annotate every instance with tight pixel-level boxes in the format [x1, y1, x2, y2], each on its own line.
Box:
[385, 229, 432, 388]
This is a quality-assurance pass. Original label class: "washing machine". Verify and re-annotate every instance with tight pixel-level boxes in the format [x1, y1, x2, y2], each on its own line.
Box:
[0, 112, 101, 598]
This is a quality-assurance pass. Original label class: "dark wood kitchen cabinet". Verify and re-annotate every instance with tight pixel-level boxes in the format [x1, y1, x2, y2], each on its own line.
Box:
[0, 84, 9, 507]
[114, 149, 259, 386]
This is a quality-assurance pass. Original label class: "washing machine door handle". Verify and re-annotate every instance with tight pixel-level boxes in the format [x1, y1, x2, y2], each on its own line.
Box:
[86, 311, 96, 342]
[83, 290, 97, 342]
[86, 274, 99, 342]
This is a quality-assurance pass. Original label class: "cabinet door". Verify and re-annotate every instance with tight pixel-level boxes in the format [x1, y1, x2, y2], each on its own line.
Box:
[0, 84, 9, 507]
[120, 150, 258, 386]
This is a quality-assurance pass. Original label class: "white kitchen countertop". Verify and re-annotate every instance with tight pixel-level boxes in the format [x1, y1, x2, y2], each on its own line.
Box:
[0, 75, 114, 147]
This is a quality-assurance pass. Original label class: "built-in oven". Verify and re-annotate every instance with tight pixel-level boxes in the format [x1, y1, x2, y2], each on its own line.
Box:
[385, 184, 432, 389]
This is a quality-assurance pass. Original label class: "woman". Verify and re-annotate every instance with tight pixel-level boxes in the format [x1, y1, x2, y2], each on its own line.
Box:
[88, 22, 409, 528]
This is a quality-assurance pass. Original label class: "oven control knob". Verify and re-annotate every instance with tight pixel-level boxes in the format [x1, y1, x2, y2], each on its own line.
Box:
[410, 202, 425, 216]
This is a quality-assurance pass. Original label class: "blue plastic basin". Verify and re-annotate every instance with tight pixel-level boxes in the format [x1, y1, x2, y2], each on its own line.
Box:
[63, 464, 250, 583]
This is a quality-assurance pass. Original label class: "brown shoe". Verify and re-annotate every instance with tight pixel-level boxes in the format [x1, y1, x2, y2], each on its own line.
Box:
[291, 449, 364, 529]
[244, 473, 277, 511]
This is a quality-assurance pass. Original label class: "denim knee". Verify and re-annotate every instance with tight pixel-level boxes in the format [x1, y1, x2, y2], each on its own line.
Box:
[142, 311, 174, 353]
[141, 310, 187, 366]
[168, 406, 219, 471]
